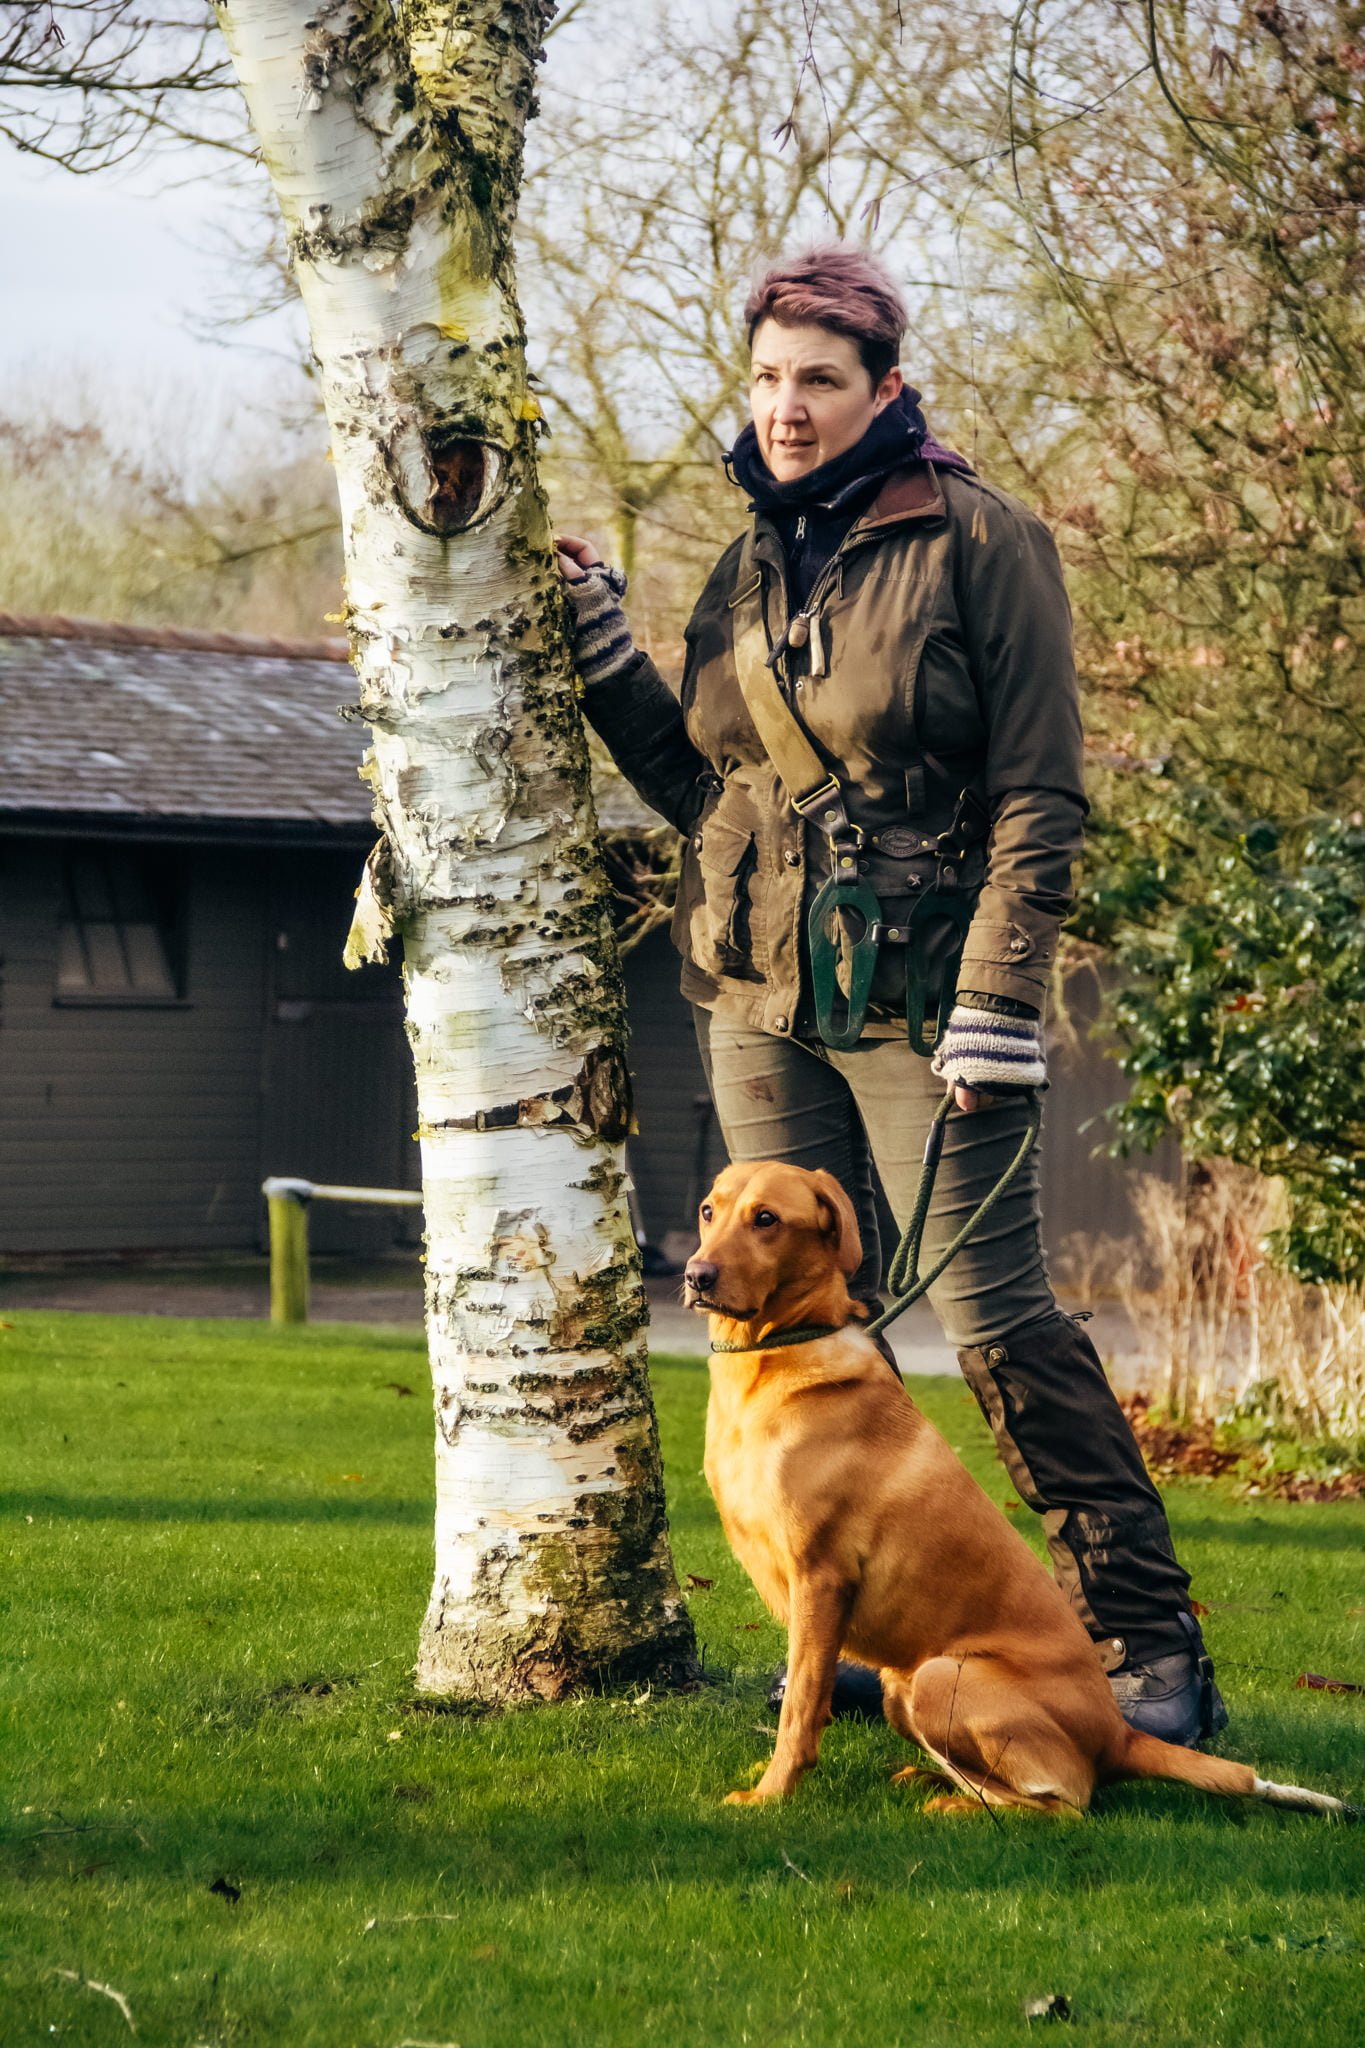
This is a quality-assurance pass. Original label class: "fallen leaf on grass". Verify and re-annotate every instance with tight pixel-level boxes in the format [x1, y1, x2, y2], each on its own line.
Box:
[737, 1623, 762, 1632]
[1189, 1598, 1211, 1617]
[1295, 1672, 1363, 1694]
[391, 1783, 433, 1803]
[208, 1875, 241, 1904]
[1023, 1993, 1073, 2023]
[685, 1573, 714, 1590]
[382, 1382, 415, 1397]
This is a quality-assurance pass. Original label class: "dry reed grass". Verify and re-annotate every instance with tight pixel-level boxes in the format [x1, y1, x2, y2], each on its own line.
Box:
[1075, 1160, 1365, 1444]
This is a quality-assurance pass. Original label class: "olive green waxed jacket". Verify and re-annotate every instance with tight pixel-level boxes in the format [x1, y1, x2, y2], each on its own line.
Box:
[583, 461, 1088, 1038]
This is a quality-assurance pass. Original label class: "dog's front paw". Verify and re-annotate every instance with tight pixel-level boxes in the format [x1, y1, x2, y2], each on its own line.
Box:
[724, 1787, 771, 1805]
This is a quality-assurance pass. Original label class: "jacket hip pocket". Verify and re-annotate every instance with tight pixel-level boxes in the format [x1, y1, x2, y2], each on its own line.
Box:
[674, 816, 767, 982]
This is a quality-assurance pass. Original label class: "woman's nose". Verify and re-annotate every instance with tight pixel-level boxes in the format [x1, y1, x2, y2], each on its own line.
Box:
[773, 383, 807, 423]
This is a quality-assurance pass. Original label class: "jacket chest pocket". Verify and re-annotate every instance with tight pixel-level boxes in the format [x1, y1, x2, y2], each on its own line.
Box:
[673, 814, 767, 983]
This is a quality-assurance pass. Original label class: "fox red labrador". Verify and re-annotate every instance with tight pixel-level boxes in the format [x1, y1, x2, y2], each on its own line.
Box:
[685, 1158, 1348, 1819]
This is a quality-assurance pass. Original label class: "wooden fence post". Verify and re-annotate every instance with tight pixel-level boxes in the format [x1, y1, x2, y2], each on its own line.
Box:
[264, 1178, 312, 1325]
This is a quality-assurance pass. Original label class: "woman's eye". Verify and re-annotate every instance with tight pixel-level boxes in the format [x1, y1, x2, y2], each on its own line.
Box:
[753, 1209, 778, 1229]
[700, 1203, 713, 1223]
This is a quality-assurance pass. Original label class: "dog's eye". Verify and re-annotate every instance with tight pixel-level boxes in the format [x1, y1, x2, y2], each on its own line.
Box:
[699, 1202, 713, 1223]
[753, 1209, 779, 1229]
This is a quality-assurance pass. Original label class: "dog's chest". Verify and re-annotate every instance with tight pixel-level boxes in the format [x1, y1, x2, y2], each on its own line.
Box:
[703, 1387, 792, 1619]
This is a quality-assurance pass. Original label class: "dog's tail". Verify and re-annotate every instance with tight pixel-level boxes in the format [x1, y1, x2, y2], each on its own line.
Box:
[1111, 1728, 1355, 1820]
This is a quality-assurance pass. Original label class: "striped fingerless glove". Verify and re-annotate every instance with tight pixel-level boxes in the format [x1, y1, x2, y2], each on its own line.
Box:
[562, 562, 638, 688]
[930, 1004, 1047, 1094]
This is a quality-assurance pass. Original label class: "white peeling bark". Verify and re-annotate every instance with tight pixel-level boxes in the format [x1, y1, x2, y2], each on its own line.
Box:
[216, 0, 695, 1698]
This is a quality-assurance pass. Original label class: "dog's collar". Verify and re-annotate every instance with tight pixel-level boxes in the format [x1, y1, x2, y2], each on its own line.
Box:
[709, 1321, 848, 1355]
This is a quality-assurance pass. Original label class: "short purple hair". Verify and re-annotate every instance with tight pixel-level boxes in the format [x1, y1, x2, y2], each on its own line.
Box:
[744, 245, 907, 383]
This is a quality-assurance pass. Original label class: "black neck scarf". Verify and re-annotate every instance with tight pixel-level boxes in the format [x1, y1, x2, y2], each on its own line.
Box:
[726, 387, 972, 513]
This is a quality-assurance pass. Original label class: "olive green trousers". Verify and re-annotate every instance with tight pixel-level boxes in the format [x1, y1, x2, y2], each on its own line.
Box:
[694, 1011, 1194, 1663]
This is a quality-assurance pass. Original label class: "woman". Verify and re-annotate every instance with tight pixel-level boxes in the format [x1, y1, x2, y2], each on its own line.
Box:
[557, 246, 1224, 1748]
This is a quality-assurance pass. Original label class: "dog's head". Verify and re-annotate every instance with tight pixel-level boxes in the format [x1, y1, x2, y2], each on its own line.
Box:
[683, 1160, 862, 1331]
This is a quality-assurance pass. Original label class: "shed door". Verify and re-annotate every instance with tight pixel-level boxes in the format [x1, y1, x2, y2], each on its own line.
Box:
[258, 851, 420, 1255]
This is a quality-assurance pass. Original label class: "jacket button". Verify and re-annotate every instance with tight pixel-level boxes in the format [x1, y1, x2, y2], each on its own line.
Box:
[773, 1015, 789, 1033]
[1009, 936, 1029, 954]
[783, 849, 800, 867]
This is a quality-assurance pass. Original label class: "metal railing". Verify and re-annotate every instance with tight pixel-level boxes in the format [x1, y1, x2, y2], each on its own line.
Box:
[261, 1176, 423, 1324]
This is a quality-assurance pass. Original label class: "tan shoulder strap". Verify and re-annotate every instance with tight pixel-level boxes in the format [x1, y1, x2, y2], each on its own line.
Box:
[728, 573, 842, 822]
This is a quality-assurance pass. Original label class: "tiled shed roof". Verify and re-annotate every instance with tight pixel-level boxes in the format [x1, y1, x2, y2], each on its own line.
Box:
[0, 613, 665, 842]
[0, 613, 365, 841]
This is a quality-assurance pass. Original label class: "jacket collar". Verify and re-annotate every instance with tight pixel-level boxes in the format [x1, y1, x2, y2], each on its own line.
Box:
[855, 461, 946, 530]
[746, 459, 946, 579]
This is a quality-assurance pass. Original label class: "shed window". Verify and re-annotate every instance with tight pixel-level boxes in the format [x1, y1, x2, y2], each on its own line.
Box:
[55, 851, 185, 1003]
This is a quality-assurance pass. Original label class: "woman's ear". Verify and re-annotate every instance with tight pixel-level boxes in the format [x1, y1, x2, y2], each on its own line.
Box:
[810, 1170, 862, 1277]
[873, 365, 904, 414]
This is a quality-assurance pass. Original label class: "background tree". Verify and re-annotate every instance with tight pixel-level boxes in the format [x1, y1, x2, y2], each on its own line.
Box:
[993, 0, 1365, 1278]
[213, 0, 695, 1700]
[0, 0, 247, 169]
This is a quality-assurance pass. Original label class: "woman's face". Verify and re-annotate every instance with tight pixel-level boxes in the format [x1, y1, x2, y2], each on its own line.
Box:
[749, 318, 903, 481]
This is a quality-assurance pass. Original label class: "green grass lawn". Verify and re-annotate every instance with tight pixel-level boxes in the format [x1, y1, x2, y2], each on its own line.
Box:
[3, 1312, 1363, 2048]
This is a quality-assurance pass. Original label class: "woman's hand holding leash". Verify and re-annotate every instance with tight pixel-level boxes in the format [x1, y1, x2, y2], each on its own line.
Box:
[931, 1003, 1046, 1114]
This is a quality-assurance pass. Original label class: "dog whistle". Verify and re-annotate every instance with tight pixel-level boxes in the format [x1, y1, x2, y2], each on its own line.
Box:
[787, 613, 810, 649]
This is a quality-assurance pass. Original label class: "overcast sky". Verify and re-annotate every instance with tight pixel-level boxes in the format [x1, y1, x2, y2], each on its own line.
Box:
[1, 141, 309, 438]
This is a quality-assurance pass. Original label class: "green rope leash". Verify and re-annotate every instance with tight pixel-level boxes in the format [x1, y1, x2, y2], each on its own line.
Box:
[866, 1086, 1042, 1340]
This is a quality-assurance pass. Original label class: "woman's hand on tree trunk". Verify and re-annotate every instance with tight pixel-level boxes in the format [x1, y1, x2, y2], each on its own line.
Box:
[555, 533, 606, 583]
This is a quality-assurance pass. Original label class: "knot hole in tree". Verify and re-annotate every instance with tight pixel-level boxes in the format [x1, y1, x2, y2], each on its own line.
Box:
[386, 422, 508, 536]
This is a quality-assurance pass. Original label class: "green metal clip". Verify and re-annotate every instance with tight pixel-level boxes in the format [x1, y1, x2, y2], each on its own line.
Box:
[808, 869, 883, 1050]
[903, 887, 973, 1057]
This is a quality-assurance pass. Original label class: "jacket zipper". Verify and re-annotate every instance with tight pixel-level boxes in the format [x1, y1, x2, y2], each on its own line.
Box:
[762, 497, 933, 672]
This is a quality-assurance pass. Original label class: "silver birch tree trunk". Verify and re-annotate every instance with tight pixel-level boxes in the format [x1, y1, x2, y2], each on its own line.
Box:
[215, 0, 696, 1700]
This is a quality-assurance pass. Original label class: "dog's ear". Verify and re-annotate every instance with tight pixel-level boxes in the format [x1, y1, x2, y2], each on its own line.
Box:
[810, 1171, 862, 1277]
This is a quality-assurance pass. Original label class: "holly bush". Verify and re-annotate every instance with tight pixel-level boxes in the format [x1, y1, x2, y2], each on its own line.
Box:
[1077, 801, 1365, 1285]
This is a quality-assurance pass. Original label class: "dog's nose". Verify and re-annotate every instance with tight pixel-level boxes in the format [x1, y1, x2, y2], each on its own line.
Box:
[685, 1258, 719, 1295]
